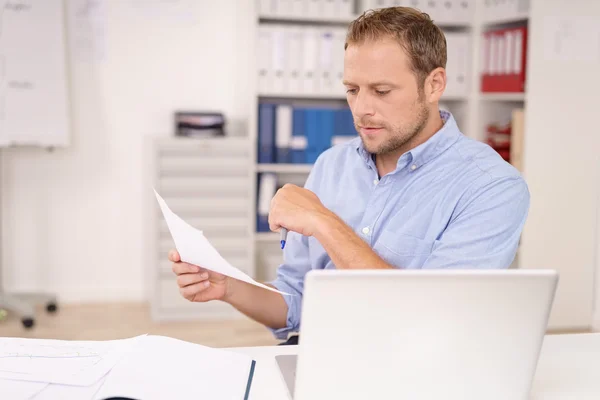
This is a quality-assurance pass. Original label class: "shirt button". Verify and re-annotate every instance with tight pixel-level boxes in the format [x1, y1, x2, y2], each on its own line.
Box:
[373, 179, 378, 185]
[362, 227, 370, 235]
[411, 164, 417, 171]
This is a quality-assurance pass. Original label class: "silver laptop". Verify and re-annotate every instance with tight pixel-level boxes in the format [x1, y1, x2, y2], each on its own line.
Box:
[276, 269, 558, 400]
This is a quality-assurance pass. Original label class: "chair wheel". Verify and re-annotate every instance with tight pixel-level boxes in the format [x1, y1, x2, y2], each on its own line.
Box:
[46, 302, 58, 313]
[22, 317, 35, 329]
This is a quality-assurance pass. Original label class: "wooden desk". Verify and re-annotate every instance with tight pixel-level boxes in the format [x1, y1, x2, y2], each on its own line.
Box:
[229, 333, 600, 400]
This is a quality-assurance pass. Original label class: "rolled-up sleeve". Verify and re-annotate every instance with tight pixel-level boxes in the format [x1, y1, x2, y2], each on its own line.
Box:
[266, 156, 325, 339]
[423, 176, 530, 269]
[268, 232, 313, 339]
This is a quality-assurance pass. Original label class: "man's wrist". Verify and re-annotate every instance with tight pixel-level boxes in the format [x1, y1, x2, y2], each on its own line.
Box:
[312, 209, 341, 242]
[222, 278, 236, 304]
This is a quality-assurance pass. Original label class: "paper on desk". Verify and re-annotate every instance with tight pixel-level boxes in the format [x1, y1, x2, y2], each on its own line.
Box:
[93, 335, 255, 400]
[154, 189, 291, 296]
[0, 335, 144, 386]
[31, 374, 108, 400]
[0, 378, 48, 400]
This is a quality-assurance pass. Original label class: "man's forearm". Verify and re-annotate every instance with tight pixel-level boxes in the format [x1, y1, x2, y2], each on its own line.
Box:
[313, 211, 394, 270]
[223, 279, 289, 330]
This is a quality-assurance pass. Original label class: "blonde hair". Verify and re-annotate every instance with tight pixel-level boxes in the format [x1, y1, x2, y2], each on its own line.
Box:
[346, 7, 447, 88]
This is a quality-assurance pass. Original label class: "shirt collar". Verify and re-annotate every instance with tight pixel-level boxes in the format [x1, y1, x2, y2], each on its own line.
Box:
[355, 109, 462, 172]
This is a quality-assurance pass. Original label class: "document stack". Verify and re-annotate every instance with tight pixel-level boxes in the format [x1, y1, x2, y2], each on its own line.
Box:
[444, 32, 471, 98]
[257, 102, 357, 165]
[0, 335, 256, 400]
[361, 0, 474, 25]
[258, 0, 355, 20]
[257, 24, 348, 97]
[480, 25, 528, 92]
[480, 0, 529, 22]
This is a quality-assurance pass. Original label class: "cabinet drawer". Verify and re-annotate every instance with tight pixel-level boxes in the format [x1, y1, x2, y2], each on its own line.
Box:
[157, 197, 249, 218]
[159, 137, 249, 157]
[159, 177, 250, 197]
[160, 157, 249, 177]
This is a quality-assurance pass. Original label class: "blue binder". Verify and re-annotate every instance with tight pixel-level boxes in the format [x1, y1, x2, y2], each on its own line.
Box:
[258, 103, 275, 163]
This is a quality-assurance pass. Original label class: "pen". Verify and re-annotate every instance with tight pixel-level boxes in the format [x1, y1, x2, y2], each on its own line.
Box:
[280, 228, 288, 249]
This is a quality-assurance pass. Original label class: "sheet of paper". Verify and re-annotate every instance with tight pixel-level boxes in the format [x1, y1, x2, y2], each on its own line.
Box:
[0, 379, 48, 400]
[31, 375, 108, 400]
[94, 335, 255, 400]
[0, 335, 144, 386]
[154, 189, 291, 296]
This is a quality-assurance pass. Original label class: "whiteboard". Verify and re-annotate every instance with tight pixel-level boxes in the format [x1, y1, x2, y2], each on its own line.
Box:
[0, 0, 70, 148]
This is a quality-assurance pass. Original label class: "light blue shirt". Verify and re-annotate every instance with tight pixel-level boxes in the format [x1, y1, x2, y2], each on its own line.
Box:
[269, 110, 530, 339]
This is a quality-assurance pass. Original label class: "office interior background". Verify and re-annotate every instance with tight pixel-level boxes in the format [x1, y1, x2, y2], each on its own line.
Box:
[0, 0, 599, 347]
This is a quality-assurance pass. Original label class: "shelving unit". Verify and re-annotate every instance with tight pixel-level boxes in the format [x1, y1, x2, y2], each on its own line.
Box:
[256, 163, 314, 174]
[479, 93, 526, 101]
[250, 1, 475, 280]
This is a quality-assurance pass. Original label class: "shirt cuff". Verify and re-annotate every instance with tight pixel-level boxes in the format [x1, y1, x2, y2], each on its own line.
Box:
[267, 278, 302, 340]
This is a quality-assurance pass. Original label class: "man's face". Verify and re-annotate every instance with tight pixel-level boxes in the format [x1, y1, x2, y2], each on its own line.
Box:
[343, 36, 430, 156]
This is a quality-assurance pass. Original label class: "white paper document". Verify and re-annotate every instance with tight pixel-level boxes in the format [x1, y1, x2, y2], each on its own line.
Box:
[93, 335, 255, 400]
[154, 188, 292, 296]
[0, 335, 144, 386]
[31, 375, 108, 399]
[0, 379, 48, 400]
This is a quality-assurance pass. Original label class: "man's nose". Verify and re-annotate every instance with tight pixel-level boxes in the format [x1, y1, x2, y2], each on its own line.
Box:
[352, 91, 375, 119]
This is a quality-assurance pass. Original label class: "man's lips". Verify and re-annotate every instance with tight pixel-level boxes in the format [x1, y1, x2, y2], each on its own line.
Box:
[359, 126, 384, 134]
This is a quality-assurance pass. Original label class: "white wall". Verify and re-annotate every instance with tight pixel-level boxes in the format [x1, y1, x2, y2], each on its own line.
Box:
[1, 0, 255, 303]
[520, 0, 600, 331]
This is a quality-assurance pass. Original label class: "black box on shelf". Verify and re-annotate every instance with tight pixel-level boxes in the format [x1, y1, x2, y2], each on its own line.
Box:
[174, 111, 226, 138]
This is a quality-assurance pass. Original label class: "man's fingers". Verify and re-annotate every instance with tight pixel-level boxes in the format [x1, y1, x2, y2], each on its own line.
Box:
[172, 261, 201, 275]
[168, 249, 180, 262]
[180, 280, 211, 300]
[176, 272, 208, 288]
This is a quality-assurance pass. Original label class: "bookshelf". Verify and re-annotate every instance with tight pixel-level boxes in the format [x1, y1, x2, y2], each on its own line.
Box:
[250, 0, 475, 279]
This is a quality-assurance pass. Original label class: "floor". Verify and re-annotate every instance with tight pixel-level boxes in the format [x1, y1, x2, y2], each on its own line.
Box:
[0, 302, 281, 348]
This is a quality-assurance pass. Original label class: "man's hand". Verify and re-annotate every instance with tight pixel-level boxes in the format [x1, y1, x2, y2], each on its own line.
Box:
[269, 183, 331, 237]
[169, 250, 230, 302]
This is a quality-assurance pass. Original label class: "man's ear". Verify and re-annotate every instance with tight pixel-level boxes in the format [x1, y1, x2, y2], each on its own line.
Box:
[425, 67, 446, 103]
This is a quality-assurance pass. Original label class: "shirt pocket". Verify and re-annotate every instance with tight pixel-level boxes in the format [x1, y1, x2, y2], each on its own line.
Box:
[374, 230, 435, 269]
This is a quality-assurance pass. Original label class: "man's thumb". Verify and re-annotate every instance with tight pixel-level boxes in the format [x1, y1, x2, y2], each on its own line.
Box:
[169, 249, 180, 262]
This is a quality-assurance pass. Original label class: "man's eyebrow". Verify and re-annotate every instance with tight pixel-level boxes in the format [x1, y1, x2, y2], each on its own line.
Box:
[342, 80, 397, 87]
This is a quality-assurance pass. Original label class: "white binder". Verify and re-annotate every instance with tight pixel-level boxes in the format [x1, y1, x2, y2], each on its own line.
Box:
[336, 0, 354, 18]
[302, 27, 319, 94]
[317, 28, 336, 94]
[270, 24, 287, 94]
[291, 0, 306, 15]
[257, 25, 273, 94]
[275, 0, 293, 15]
[322, 0, 336, 17]
[307, 0, 322, 17]
[287, 26, 304, 94]
[276, 104, 293, 159]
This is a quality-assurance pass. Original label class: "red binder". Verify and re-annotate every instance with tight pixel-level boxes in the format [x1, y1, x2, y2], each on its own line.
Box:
[481, 26, 528, 92]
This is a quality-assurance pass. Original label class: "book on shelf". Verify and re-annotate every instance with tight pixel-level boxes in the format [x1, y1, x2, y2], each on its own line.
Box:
[481, 25, 528, 93]
[258, 101, 357, 165]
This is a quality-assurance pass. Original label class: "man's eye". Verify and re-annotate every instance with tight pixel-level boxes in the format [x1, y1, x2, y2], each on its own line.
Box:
[346, 88, 357, 95]
[376, 90, 390, 96]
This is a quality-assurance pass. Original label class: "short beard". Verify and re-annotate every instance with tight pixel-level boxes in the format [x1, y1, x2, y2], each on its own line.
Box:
[359, 92, 430, 156]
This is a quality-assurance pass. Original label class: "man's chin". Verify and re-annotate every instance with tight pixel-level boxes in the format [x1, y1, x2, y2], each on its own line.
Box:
[360, 136, 384, 154]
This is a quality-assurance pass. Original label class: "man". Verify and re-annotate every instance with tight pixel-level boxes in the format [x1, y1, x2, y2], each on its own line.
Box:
[169, 7, 529, 342]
